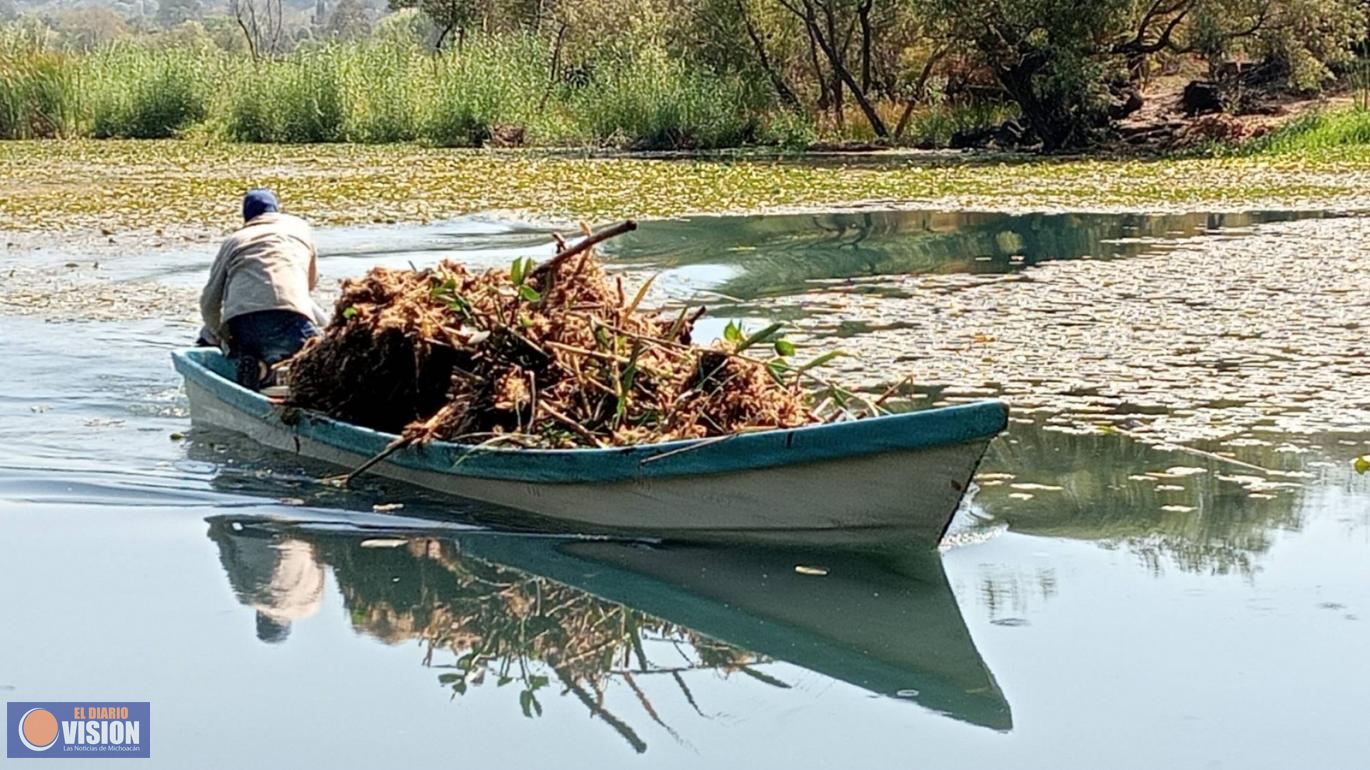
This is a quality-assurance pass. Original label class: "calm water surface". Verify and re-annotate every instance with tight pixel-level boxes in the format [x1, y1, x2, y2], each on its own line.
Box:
[1, 209, 1367, 769]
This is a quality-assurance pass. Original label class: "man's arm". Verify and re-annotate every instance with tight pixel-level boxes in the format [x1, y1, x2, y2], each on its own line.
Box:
[305, 225, 319, 290]
[200, 241, 232, 337]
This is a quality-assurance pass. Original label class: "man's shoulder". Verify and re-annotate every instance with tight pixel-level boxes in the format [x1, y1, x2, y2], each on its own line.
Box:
[238, 213, 314, 240]
[275, 213, 311, 228]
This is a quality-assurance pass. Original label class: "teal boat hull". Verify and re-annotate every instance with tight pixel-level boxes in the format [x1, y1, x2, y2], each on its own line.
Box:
[174, 348, 1007, 545]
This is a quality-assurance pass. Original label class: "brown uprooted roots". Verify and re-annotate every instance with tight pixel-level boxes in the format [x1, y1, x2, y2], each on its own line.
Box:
[286, 229, 815, 449]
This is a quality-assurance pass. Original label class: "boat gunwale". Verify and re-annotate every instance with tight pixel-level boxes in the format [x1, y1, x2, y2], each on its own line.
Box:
[173, 348, 1008, 484]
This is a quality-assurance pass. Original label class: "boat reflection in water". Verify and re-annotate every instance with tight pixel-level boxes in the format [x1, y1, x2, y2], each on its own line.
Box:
[205, 515, 1012, 746]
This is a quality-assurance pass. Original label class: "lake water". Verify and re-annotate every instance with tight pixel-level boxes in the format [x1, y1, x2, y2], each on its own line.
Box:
[2, 209, 1368, 768]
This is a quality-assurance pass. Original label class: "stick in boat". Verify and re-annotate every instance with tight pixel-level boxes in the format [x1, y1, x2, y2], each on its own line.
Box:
[323, 438, 411, 487]
[872, 374, 914, 407]
[531, 220, 638, 279]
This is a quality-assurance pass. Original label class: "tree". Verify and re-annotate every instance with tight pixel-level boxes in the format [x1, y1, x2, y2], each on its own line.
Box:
[50, 7, 133, 50]
[325, 0, 372, 39]
[157, 0, 202, 27]
[774, 0, 890, 135]
[229, 0, 284, 58]
[389, 0, 477, 49]
[924, 0, 1365, 150]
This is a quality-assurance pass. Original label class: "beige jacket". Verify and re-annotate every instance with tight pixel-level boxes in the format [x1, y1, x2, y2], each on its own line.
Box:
[200, 212, 319, 340]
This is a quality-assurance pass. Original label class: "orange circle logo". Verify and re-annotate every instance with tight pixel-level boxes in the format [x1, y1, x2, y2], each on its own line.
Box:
[18, 708, 59, 751]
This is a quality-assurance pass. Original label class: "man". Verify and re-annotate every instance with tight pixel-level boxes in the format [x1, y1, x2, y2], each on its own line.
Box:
[200, 189, 322, 389]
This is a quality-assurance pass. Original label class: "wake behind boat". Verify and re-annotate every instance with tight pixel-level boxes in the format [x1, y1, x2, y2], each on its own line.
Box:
[174, 348, 1008, 545]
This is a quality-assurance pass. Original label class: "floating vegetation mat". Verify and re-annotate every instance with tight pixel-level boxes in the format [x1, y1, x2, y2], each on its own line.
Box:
[774, 216, 1370, 448]
[288, 223, 824, 449]
[5, 140, 1370, 236]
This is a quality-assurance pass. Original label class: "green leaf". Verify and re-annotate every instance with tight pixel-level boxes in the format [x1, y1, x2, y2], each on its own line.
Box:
[342, 306, 357, 319]
[510, 257, 525, 285]
[773, 338, 796, 357]
[666, 307, 690, 340]
[736, 322, 785, 353]
[766, 360, 787, 385]
[437, 673, 461, 684]
[1355, 456, 1370, 475]
[528, 675, 549, 690]
[723, 320, 742, 343]
[497, 676, 513, 687]
[795, 350, 849, 374]
[519, 285, 541, 303]
[829, 385, 852, 407]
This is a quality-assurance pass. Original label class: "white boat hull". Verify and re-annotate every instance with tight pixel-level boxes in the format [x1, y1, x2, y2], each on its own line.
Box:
[187, 378, 990, 544]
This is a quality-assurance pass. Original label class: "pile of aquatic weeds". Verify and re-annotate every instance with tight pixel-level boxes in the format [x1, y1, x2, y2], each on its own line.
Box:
[287, 221, 844, 450]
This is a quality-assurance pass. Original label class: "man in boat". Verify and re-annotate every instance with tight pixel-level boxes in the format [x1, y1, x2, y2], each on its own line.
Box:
[199, 188, 324, 390]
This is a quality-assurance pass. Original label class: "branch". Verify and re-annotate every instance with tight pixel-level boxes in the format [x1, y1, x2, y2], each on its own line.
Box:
[529, 220, 637, 280]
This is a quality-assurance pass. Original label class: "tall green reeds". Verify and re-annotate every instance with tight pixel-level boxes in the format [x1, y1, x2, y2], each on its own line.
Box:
[341, 39, 423, 143]
[0, 26, 82, 139]
[425, 35, 550, 146]
[0, 25, 808, 148]
[87, 45, 211, 138]
[228, 46, 348, 142]
[574, 47, 758, 149]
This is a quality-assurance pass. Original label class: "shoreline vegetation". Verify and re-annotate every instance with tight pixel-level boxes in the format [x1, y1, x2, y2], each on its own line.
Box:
[0, 29, 1016, 150]
[4, 0, 1370, 156]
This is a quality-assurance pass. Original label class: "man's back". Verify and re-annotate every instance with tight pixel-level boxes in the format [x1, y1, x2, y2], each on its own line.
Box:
[200, 211, 318, 338]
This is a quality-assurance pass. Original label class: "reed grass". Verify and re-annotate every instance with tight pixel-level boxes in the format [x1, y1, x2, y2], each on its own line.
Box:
[0, 26, 83, 139]
[227, 47, 348, 142]
[424, 35, 549, 147]
[1236, 107, 1370, 155]
[87, 45, 210, 138]
[574, 47, 760, 149]
[0, 25, 1000, 150]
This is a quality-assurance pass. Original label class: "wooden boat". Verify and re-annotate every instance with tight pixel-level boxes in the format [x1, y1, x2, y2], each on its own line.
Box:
[174, 348, 1008, 545]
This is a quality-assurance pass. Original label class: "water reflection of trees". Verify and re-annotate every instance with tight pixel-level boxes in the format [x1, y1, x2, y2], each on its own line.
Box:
[614, 210, 1325, 301]
[974, 421, 1317, 576]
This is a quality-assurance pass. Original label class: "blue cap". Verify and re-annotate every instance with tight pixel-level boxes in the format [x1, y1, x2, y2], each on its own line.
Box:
[242, 188, 280, 222]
